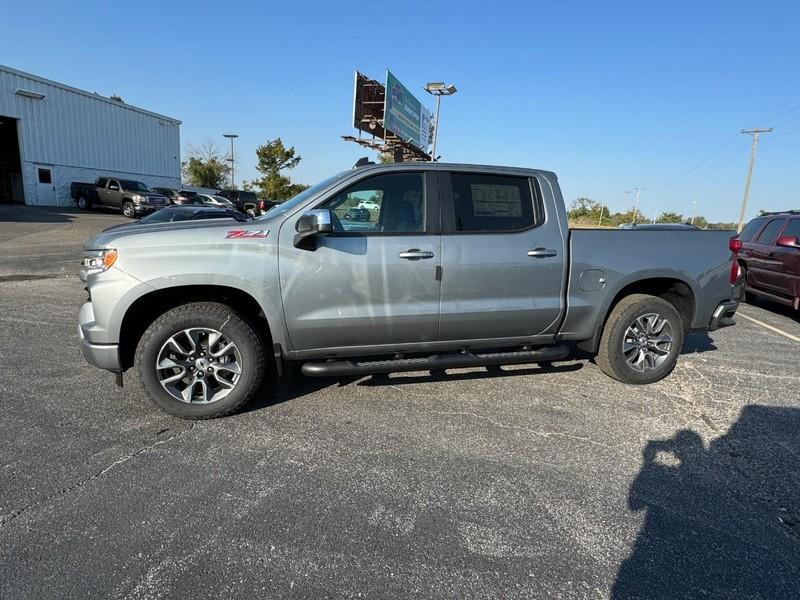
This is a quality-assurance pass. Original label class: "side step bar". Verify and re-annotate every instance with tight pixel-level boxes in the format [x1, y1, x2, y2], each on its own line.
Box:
[301, 345, 570, 377]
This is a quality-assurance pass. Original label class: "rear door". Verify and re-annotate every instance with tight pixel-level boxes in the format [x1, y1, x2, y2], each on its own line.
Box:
[748, 218, 787, 292]
[437, 170, 566, 341]
[279, 170, 441, 351]
[774, 218, 800, 299]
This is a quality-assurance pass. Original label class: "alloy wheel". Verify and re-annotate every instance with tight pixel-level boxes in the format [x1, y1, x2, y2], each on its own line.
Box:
[156, 327, 242, 404]
[622, 313, 674, 372]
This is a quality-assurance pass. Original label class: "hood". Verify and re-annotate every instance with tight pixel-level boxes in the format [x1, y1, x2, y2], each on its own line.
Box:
[84, 218, 249, 250]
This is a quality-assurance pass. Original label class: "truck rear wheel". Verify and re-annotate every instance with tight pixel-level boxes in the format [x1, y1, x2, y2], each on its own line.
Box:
[595, 294, 684, 384]
[134, 302, 266, 419]
[77, 196, 92, 210]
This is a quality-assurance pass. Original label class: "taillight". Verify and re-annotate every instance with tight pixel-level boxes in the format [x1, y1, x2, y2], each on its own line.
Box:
[730, 261, 740, 284]
[258, 200, 266, 210]
[728, 237, 742, 284]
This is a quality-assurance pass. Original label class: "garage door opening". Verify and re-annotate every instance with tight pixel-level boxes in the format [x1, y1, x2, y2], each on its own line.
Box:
[0, 117, 24, 203]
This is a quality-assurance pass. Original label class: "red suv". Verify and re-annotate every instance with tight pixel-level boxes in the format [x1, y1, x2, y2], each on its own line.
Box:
[732, 211, 800, 310]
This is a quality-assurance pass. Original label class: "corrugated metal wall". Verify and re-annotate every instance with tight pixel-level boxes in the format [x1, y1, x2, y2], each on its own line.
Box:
[0, 66, 181, 205]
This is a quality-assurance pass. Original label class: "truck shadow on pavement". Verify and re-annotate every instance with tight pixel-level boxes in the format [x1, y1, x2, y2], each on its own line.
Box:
[612, 405, 800, 599]
[0, 204, 78, 223]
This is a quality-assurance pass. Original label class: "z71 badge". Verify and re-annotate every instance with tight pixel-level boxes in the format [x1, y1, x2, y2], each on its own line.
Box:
[226, 230, 269, 239]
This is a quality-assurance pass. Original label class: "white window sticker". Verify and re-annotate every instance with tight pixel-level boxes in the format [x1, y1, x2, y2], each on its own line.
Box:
[471, 184, 522, 217]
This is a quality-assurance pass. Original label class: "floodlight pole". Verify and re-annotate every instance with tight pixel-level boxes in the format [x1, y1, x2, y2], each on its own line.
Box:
[633, 187, 645, 224]
[431, 94, 442, 163]
[425, 83, 457, 162]
[224, 133, 238, 188]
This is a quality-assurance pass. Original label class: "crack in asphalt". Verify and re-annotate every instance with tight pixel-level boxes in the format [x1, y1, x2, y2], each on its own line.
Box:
[0, 423, 196, 529]
[425, 409, 627, 455]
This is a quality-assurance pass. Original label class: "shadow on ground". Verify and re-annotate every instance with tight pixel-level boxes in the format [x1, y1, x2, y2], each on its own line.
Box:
[612, 405, 800, 599]
[744, 296, 800, 323]
[0, 205, 78, 224]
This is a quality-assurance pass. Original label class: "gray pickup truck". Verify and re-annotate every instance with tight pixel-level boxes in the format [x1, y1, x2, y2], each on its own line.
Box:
[71, 177, 168, 217]
[79, 162, 738, 419]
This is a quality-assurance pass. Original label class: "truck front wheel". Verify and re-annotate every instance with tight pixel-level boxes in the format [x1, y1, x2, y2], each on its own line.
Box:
[122, 201, 136, 218]
[595, 294, 684, 384]
[134, 302, 266, 419]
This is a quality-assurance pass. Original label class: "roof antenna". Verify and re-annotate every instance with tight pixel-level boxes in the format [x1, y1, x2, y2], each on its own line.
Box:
[353, 157, 374, 169]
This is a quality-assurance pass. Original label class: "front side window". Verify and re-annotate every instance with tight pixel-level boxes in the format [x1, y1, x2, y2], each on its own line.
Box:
[322, 172, 425, 234]
[449, 173, 537, 232]
[756, 219, 786, 245]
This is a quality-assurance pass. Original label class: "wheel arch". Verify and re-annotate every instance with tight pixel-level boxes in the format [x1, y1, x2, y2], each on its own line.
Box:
[577, 276, 696, 354]
[118, 284, 273, 371]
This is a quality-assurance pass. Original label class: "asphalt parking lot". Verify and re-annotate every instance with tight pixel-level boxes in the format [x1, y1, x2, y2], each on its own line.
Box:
[1, 205, 798, 599]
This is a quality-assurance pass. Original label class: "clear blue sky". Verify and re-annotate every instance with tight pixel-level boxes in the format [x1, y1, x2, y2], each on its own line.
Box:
[4, 0, 799, 222]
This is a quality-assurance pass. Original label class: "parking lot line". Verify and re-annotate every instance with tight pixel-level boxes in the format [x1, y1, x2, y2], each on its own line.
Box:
[737, 311, 800, 342]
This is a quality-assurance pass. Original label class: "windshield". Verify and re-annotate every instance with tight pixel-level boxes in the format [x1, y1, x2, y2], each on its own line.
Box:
[138, 208, 191, 224]
[261, 171, 350, 219]
[212, 195, 234, 206]
[121, 180, 152, 193]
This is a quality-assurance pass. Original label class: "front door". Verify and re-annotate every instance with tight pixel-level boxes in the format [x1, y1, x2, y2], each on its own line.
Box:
[279, 171, 441, 352]
[34, 165, 56, 205]
[438, 171, 566, 341]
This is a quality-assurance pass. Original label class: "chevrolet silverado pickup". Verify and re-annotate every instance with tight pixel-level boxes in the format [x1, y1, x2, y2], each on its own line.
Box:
[79, 163, 738, 419]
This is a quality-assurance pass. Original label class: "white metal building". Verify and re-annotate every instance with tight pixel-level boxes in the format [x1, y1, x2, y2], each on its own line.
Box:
[0, 65, 180, 207]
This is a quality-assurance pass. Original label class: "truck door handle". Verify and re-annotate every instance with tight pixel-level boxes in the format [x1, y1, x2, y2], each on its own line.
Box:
[527, 248, 558, 258]
[399, 249, 435, 260]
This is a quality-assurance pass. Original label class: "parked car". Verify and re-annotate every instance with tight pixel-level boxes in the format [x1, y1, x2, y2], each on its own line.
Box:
[194, 193, 237, 208]
[99, 206, 247, 233]
[216, 189, 268, 216]
[357, 199, 379, 210]
[71, 177, 168, 217]
[343, 207, 370, 221]
[152, 187, 200, 205]
[79, 162, 738, 419]
[731, 210, 800, 310]
[619, 223, 700, 230]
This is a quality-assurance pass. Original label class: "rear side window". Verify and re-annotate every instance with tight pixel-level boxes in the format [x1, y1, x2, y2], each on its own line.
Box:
[239, 191, 257, 203]
[97, 178, 107, 188]
[756, 219, 786, 245]
[738, 217, 766, 242]
[449, 173, 538, 232]
[781, 219, 800, 240]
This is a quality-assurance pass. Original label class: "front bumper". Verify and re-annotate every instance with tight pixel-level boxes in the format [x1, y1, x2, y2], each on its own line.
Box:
[708, 299, 738, 331]
[78, 302, 121, 371]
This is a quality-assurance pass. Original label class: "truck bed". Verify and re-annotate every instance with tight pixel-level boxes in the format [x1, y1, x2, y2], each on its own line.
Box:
[560, 228, 735, 341]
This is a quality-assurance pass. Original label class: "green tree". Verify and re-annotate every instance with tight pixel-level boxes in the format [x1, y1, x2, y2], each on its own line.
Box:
[182, 141, 230, 189]
[657, 211, 685, 223]
[250, 138, 309, 200]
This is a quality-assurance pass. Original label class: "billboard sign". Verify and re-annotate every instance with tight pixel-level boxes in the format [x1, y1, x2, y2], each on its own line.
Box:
[384, 70, 432, 151]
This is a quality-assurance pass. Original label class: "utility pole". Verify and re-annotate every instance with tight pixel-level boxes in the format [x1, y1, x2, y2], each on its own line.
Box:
[598, 204, 605, 226]
[690, 200, 698, 225]
[223, 133, 238, 189]
[737, 128, 772, 233]
[633, 187, 645, 224]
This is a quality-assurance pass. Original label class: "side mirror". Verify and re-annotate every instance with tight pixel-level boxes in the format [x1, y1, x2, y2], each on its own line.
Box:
[776, 235, 800, 249]
[294, 209, 333, 249]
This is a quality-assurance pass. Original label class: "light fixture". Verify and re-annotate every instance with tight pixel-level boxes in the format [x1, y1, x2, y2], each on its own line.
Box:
[15, 89, 46, 100]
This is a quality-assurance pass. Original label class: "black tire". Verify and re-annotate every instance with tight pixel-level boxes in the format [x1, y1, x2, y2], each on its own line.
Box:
[77, 196, 92, 210]
[740, 266, 757, 304]
[134, 302, 266, 419]
[245, 207, 257, 218]
[596, 294, 684, 385]
[122, 201, 136, 218]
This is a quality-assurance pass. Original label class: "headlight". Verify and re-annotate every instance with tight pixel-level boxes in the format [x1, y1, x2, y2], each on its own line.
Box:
[134, 194, 146, 204]
[81, 248, 118, 277]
